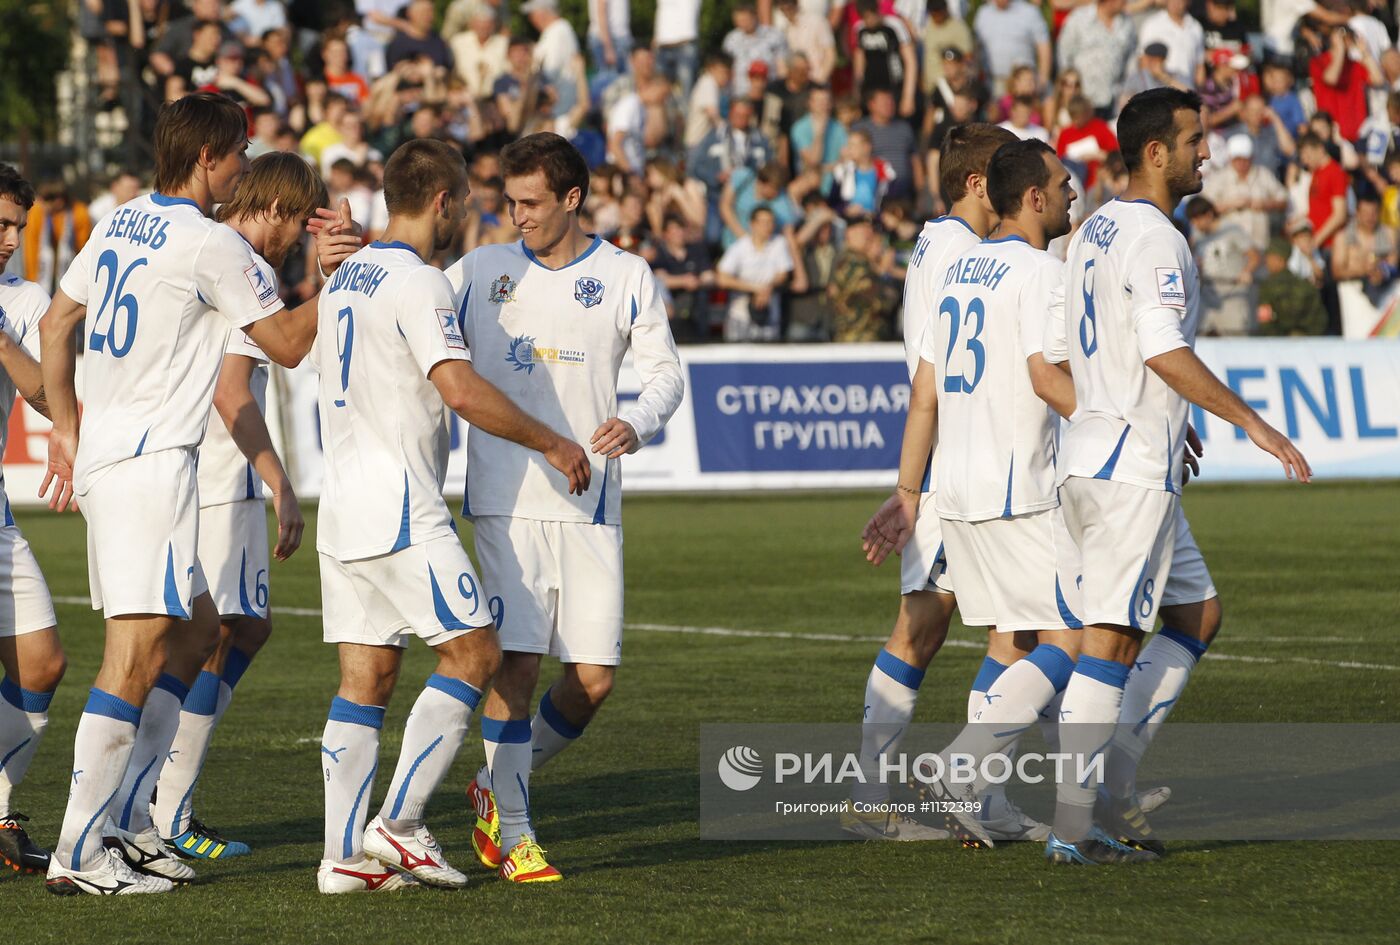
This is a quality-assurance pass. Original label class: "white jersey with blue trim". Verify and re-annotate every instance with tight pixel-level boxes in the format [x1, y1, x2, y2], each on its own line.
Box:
[1048, 197, 1199, 495]
[444, 236, 683, 526]
[196, 324, 270, 509]
[313, 241, 472, 561]
[923, 236, 1064, 522]
[0, 273, 48, 523]
[902, 215, 983, 494]
[57, 193, 285, 493]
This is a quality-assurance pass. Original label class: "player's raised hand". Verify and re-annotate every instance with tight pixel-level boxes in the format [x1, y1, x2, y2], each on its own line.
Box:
[310, 199, 363, 275]
[546, 436, 592, 496]
[271, 488, 305, 560]
[590, 417, 639, 459]
[861, 491, 917, 566]
[1183, 423, 1203, 483]
[1245, 417, 1312, 483]
[39, 427, 79, 513]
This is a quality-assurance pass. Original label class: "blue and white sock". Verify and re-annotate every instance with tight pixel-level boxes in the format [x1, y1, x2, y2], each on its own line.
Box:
[852, 649, 926, 805]
[530, 688, 586, 771]
[213, 647, 254, 726]
[53, 689, 141, 871]
[482, 716, 533, 854]
[1052, 656, 1131, 843]
[944, 645, 1075, 793]
[1038, 689, 1065, 753]
[379, 674, 481, 832]
[1106, 628, 1209, 802]
[150, 671, 222, 837]
[0, 677, 55, 818]
[113, 674, 187, 835]
[321, 697, 383, 864]
[967, 657, 1008, 723]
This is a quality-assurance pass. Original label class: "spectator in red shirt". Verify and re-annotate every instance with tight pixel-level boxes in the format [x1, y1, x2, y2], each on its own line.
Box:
[323, 35, 370, 105]
[1055, 95, 1118, 188]
[1309, 26, 1382, 143]
[1300, 131, 1350, 250]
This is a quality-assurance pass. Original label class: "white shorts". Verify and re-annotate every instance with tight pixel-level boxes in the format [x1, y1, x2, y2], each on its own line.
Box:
[1162, 503, 1217, 607]
[0, 525, 57, 637]
[81, 450, 208, 619]
[320, 535, 493, 649]
[941, 507, 1082, 632]
[1059, 477, 1177, 631]
[472, 516, 624, 665]
[899, 492, 954, 596]
[198, 500, 270, 620]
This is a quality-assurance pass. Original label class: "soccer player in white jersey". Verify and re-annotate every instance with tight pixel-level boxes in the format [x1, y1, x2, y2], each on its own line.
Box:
[38, 93, 344, 896]
[0, 166, 67, 877]
[848, 124, 1030, 843]
[444, 133, 684, 882]
[312, 138, 591, 895]
[149, 154, 330, 861]
[1043, 88, 1310, 865]
[871, 140, 1099, 850]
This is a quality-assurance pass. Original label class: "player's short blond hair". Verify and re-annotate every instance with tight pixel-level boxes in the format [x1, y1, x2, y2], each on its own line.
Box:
[217, 152, 327, 225]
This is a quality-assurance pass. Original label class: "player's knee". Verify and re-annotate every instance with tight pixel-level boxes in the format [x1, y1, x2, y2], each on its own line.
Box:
[1199, 596, 1223, 645]
[24, 644, 67, 693]
[232, 617, 273, 654]
[891, 592, 952, 663]
[567, 666, 614, 708]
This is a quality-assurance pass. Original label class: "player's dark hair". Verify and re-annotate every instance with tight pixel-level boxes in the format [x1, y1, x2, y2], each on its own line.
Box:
[217, 151, 327, 224]
[0, 164, 35, 211]
[500, 132, 590, 206]
[383, 138, 468, 215]
[153, 92, 249, 194]
[1117, 87, 1203, 173]
[939, 122, 1017, 206]
[987, 139, 1055, 218]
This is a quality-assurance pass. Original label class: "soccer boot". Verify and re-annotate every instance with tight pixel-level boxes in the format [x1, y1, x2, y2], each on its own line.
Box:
[1094, 792, 1166, 856]
[840, 803, 952, 841]
[110, 825, 197, 883]
[466, 775, 502, 869]
[317, 856, 420, 894]
[909, 775, 995, 849]
[45, 846, 175, 896]
[1137, 785, 1172, 813]
[0, 812, 50, 874]
[1045, 827, 1160, 866]
[976, 793, 1052, 843]
[363, 816, 468, 889]
[165, 817, 251, 860]
[499, 836, 562, 883]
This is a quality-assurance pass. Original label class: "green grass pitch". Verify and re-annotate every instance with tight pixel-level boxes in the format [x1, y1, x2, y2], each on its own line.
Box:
[4, 482, 1399, 943]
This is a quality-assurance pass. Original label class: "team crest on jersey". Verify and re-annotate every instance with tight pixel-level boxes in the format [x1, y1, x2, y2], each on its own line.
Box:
[243, 264, 279, 308]
[574, 276, 604, 309]
[1155, 268, 1186, 308]
[506, 334, 537, 373]
[489, 273, 518, 304]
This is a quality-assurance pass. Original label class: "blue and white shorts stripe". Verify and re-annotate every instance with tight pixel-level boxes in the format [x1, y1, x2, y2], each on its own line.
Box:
[197, 498, 270, 620]
[899, 491, 955, 596]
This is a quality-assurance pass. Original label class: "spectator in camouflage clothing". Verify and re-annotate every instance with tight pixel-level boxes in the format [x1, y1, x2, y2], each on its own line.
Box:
[1257, 237, 1329, 336]
[828, 215, 892, 341]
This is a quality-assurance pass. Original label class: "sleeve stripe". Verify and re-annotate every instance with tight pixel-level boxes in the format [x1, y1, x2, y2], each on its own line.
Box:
[629, 294, 638, 326]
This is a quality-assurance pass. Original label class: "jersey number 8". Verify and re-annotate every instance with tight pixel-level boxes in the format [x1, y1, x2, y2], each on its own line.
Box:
[88, 250, 147, 358]
[938, 296, 986, 394]
[1079, 259, 1098, 357]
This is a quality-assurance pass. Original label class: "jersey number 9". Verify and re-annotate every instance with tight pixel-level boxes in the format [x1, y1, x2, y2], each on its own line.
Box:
[334, 305, 354, 407]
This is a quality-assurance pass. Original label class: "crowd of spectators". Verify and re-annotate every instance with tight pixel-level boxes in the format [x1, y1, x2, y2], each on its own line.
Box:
[45, 0, 1400, 340]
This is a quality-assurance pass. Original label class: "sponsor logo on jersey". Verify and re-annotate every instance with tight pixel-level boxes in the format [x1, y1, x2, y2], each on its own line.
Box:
[1156, 268, 1186, 308]
[438, 308, 466, 350]
[489, 273, 518, 304]
[574, 276, 605, 309]
[0, 305, 7, 331]
[244, 264, 279, 308]
[505, 334, 585, 374]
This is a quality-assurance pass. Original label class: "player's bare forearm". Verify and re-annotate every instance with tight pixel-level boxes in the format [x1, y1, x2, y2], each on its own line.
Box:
[247, 296, 318, 368]
[1147, 346, 1311, 481]
[215, 357, 292, 496]
[1028, 352, 1076, 418]
[895, 359, 939, 493]
[0, 332, 46, 414]
[38, 292, 84, 434]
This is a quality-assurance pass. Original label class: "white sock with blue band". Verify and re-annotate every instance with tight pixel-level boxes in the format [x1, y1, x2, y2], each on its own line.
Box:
[379, 673, 482, 833]
[114, 673, 188, 835]
[321, 697, 384, 863]
[482, 716, 533, 854]
[150, 670, 222, 838]
[530, 688, 586, 771]
[0, 676, 55, 818]
[852, 649, 926, 805]
[54, 689, 141, 871]
[1053, 656, 1131, 843]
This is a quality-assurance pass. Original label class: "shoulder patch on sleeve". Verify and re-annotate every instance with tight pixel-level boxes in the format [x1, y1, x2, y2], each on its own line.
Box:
[438, 308, 467, 350]
[1155, 267, 1186, 308]
[243, 262, 280, 309]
